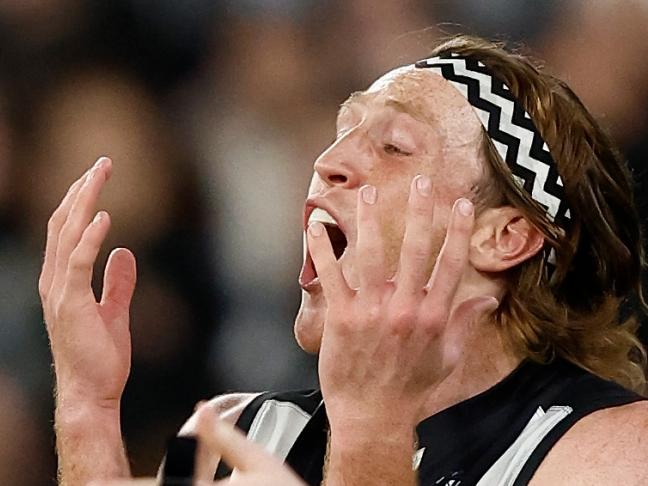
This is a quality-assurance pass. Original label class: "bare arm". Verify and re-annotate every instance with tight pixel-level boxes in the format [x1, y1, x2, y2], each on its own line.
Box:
[324, 420, 417, 486]
[39, 158, 138, 485]
[55, 398, 130, 484]
[530, 401, 648, 486]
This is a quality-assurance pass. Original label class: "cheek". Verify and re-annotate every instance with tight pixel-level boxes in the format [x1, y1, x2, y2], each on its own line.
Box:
[378, 188, 410, 274]
[377, 186, 452, 279]
[381, 217, 404, 271]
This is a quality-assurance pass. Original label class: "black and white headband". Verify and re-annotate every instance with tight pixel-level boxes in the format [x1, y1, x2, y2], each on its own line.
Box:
[414, 53, 571, 232]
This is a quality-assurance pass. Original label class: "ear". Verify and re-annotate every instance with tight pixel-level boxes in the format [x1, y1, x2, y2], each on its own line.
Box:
[470, 207, 545, 273]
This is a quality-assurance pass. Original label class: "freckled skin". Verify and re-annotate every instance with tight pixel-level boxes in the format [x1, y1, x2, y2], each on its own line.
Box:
[295, 66, 485, 353]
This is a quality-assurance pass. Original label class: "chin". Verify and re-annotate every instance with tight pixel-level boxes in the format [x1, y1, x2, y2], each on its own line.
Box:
[293, 293, 325, 354]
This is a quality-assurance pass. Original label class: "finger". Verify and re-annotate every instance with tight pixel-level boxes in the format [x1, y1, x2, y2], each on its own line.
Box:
[307, 222, 352, 304]
[63, 211, 111, 298]
[424, 198, 474, 311]
[356, 185, 385, 293]
[52, 157, 112, 293]
[100, 247, 137, 317]
[195, 404, 278, 474]
[39, 172, 89, 301]
[394, 175, 435, 296]
[191, 401, 221, 482]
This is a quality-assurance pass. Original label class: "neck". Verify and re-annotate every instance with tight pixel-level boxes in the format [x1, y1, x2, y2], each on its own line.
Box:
[420, 318, 522, 420]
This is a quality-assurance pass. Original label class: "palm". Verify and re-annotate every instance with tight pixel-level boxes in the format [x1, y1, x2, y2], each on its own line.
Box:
[50, 249, 136, 402]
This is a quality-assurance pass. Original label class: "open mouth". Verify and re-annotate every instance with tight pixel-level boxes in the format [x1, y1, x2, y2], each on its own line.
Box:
[324, 223, 348, 260]
[300, 207, 348, 288]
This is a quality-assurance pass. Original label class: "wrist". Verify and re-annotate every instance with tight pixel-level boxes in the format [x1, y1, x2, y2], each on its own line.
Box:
[55, 394, 122, 433]
[328, 414, 416, 450]
[327, 402, 418, 434]
[326, 415, 417, 485]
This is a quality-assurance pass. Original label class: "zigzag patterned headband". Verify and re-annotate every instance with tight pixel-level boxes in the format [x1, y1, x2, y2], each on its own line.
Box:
[414, 53, 571, 230]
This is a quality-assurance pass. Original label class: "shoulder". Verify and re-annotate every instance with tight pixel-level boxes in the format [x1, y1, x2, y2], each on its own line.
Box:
[178, 392, 261, 436]
[530, 400, 648, 485]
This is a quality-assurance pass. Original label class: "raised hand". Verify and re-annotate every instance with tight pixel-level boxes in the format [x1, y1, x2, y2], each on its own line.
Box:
[39, 157, 137, 409]
[308, 175, 498, 426]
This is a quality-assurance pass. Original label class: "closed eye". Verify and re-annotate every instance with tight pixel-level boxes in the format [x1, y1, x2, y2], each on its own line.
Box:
[384, 143, 412, 156]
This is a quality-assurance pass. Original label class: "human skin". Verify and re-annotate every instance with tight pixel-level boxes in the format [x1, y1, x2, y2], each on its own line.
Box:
[295, 67, 520, 485]
[89, 404, 307, 486]
[42, 64, 648, 486]
[294, 66, 648, 485]
[294, 68, 491, 354]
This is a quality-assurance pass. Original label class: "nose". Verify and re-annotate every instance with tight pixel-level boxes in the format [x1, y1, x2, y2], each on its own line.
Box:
[313, 136, 362, 188]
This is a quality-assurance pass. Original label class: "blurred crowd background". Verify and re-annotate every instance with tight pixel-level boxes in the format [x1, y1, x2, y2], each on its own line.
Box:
[0, 0, 646, 483]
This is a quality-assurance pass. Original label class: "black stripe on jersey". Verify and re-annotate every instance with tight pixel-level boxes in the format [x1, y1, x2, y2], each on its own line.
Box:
[214, 389, 322, 480]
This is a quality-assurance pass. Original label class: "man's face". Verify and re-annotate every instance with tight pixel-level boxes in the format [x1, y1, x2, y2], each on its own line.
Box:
[294, 65, 485, 353]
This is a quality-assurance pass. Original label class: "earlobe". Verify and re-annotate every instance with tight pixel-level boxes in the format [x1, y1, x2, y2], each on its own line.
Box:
[470, 209, 544, 273]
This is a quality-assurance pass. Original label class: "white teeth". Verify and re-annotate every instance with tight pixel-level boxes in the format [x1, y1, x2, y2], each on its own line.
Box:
[308, 207, 337, 226]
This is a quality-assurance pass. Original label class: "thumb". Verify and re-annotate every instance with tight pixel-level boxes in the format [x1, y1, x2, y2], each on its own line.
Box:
[195, 405, 277, 474]
[101, 247, 137, 311]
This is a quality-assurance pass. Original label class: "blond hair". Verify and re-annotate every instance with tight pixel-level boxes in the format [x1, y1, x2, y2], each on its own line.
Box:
[429, 36, 647, 393]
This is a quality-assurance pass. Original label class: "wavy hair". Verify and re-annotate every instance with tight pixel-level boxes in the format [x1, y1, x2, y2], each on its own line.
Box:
[429, 35, 647, 393]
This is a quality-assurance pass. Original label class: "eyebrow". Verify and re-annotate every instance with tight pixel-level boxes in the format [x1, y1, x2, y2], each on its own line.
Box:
[338, 91, 370, 113]
[337, 90, 435, 127]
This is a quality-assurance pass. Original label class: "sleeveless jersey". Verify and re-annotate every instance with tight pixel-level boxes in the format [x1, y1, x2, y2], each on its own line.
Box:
[165, 358, 644, 485]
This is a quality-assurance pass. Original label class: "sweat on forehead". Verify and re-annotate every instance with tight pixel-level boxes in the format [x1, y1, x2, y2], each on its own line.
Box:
[361, 64, 483, 148]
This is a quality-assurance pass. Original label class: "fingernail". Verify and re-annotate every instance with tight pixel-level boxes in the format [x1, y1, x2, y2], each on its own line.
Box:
[416, 175, 432, 196]
[93, 211, 105, 224]
[309, 222, 324, 237]
[457, 198, 473, 216]
[361, 185, 377, 205]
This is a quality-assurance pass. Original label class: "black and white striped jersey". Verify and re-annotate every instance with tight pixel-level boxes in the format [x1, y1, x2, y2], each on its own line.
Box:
[207, 358, 644, 485]
[158, 359, 642, 485]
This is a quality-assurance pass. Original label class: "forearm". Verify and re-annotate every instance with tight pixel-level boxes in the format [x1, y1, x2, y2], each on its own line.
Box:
[323, 418, 417, 486]
[55, 398, 131, 485]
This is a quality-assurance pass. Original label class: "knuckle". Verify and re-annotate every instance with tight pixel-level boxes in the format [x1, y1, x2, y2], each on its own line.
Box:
[68, 248, 89, 272]
[388, 308, 416, 334]
[410, 201, 431, 219]
[441, 253, 464, 273]
[392, 308, 416, 326]
[47, 212, 63, 233]
[403, 240, 429, 263]
[328, 309, 352, 333]
[450, 222, 471, 237]
[365, 304, 383, 324]
[64, 219, 83, 236]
